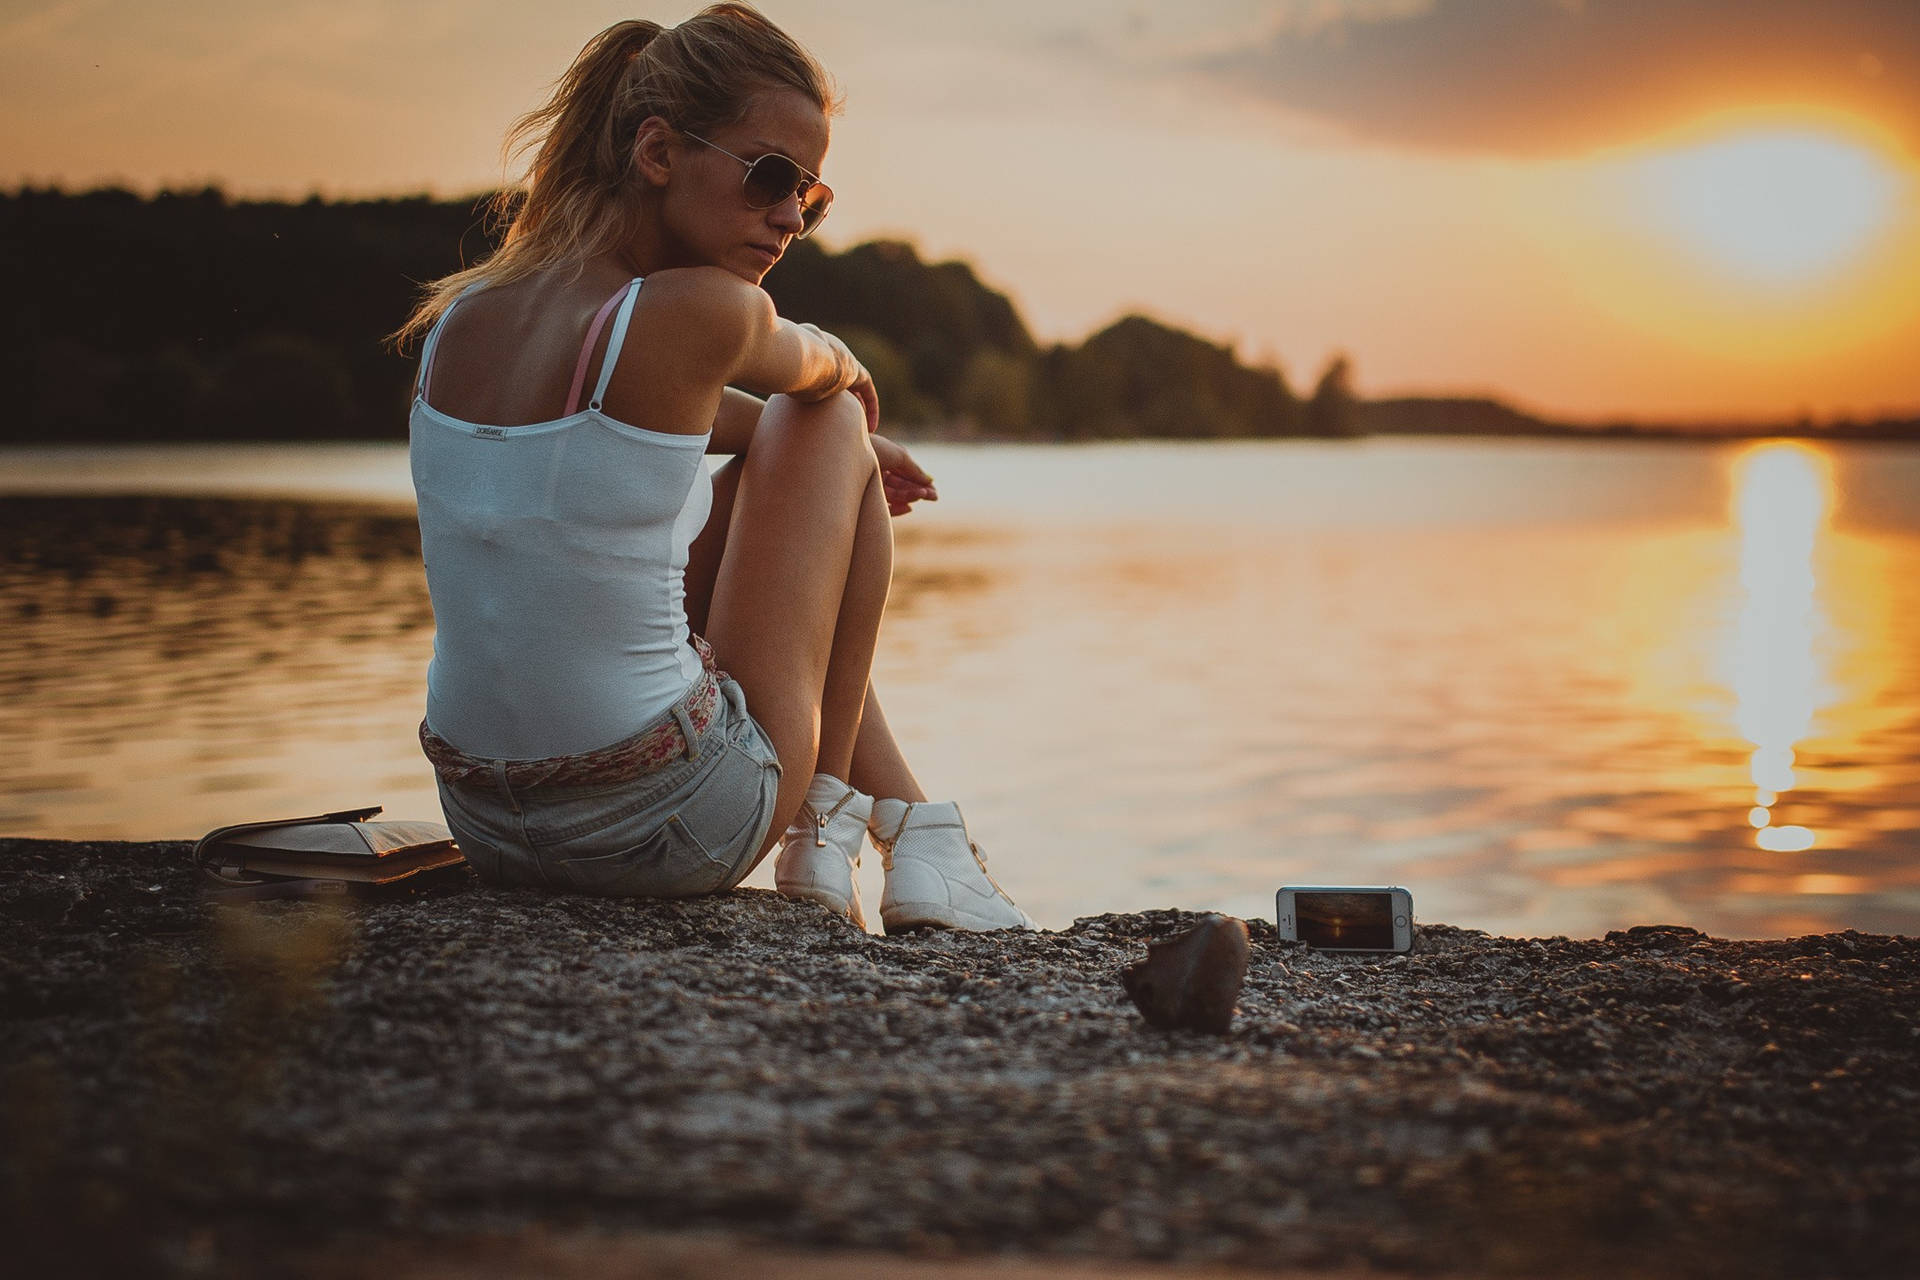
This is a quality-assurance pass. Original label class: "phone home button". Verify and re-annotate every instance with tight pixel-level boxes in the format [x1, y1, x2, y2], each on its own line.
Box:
[1395, 915, 1408, 928]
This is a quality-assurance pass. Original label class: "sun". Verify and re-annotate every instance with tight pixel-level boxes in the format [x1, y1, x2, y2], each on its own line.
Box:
[1626, 119, 1906, 287]
[1490, 105, 1920, 383]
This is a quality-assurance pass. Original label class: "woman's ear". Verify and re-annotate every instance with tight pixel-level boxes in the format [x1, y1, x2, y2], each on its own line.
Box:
[633, 115, 677, 186]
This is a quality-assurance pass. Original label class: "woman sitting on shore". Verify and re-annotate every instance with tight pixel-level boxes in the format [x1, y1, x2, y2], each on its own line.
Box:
[395, 3, 1031, 932]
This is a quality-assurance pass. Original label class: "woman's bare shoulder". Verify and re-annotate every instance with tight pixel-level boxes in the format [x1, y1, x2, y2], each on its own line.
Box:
[629, 268, 776, 372]
[639, 267, 771, 324]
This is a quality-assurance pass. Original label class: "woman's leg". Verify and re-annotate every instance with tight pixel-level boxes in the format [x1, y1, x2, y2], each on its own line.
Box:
[688, 433, 927, 811]
[848, 684, 926, 804]
[696, 392, 894, 860]
[688, 398, 1029, 930]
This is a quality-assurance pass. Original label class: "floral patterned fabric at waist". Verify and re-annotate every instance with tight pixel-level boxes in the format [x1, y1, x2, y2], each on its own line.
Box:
[420, 636, 726, 789]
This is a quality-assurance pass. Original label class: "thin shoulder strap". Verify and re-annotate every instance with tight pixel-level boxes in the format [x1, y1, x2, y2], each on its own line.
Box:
[584, 278, 646, 413]
[563, 281, 634, 415]
[416, 282, 486, 403]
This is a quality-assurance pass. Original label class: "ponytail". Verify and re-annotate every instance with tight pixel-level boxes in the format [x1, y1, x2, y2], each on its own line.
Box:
[505, 20, 663, 250]
[393, 4, 838, 351]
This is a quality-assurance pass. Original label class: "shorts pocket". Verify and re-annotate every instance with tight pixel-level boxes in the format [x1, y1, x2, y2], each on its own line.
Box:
[531, 756, 700, 842]
[551, 741, 773, 897]
[554, 818, 730, 898]
[666, 740, 777, 876]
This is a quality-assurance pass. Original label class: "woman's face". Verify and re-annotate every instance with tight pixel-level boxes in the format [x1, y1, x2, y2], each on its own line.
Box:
[657, 87, 830, 284]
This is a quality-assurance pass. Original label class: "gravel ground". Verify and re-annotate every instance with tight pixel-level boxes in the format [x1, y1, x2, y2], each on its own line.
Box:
[4, 838, 1918, 1279]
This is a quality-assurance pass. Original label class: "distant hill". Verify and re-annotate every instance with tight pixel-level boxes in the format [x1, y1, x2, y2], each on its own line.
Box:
[0, 187, 1312, 444]
[1359, 396, 1554, 436]
[1361, 395, 1920, 442]
[2, 187, 1912, 445]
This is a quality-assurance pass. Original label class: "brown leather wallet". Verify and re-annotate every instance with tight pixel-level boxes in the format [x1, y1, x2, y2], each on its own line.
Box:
[194, 805, 465, 899]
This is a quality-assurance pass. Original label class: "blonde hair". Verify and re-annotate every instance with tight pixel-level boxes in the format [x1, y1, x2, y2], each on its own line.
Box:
[394, 3, 839, 349]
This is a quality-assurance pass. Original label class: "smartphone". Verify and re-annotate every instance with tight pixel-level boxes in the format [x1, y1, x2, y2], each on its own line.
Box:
[1275, 885, 1414, 953]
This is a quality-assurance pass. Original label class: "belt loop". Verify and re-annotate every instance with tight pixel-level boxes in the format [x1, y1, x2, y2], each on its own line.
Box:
[671, 702, 700, 762]
[488, 759, 522, 816]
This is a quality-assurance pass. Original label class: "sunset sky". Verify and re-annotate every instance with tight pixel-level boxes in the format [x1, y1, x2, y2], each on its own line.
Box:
[6, 0, 1919, 423]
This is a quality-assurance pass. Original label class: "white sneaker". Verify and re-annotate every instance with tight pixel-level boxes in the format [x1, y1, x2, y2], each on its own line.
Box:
[774, 774, 873, 929]
[869, 799, 1036, 933]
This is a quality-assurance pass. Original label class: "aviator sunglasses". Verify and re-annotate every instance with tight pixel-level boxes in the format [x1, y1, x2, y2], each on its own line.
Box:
[684, 132, 833, 238]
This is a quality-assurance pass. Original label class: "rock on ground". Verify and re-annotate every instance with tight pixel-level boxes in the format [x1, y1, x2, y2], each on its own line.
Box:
[3, 839, 1918, 1278]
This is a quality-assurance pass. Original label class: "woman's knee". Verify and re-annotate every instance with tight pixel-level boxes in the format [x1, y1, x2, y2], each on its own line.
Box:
[765, 389, 866, 428]
[757, 393, 875, 474]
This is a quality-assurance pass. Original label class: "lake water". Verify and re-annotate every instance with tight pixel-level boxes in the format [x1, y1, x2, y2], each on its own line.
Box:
[5, 438, 1919, 939]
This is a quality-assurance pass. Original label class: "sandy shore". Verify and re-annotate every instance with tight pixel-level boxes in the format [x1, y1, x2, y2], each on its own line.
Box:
[3, 838, 1917, 1278]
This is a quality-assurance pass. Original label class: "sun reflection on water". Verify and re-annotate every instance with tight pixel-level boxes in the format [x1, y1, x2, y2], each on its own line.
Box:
[7, 443, 1920, 937]
[1726, 443, 1834, 852]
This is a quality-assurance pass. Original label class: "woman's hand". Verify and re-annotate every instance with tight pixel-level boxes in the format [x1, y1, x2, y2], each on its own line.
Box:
[797, 322, 880, 433]
[872, 434, 935, 517]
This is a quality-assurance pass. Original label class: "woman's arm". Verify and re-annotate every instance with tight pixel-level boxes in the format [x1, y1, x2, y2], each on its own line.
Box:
[642, 268, 876, 428]
[615, 267, 879, 436]
[731, 301, 879, 433]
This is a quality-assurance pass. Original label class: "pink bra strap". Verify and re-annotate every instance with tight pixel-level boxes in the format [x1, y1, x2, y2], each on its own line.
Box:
[565, 283, 636, 415]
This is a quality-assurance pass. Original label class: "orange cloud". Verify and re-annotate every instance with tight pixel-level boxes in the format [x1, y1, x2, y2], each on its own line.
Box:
[1193, 0, 1920, 157]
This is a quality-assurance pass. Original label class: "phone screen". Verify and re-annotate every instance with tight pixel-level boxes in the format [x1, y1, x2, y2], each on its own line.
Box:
[1294, 891, 1395, 949]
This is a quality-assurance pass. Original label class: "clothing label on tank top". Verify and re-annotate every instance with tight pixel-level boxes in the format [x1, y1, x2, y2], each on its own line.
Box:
[473, 426, 507, 440]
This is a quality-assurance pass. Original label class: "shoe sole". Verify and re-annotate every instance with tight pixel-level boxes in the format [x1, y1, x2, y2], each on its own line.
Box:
[881, 901, 1034, 933]
[778, 881, 865, 930]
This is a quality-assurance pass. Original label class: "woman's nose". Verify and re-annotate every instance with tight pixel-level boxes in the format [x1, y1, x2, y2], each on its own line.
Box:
[766, 192, 804, 234]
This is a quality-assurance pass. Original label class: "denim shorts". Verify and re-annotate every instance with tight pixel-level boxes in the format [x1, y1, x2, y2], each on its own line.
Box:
[433, 675, 782, 898]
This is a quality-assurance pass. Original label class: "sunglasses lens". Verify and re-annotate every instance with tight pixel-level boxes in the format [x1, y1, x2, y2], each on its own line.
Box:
[797, 183, 833, 237]
[739, 153, 833, 236]
[742, 154, 805, 209]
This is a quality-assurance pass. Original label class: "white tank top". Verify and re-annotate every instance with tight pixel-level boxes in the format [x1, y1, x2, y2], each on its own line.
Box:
[409, 278, 715, 759]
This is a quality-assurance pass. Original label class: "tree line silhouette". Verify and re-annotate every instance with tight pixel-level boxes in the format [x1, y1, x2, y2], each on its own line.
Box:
[10, 187, 1909, 445]
[1, 186, 1358, 444]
